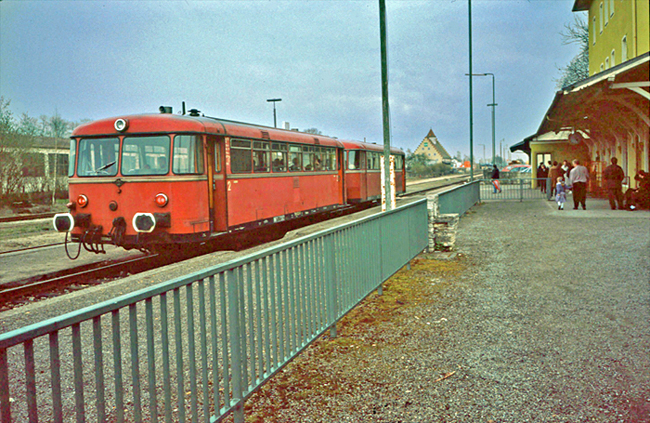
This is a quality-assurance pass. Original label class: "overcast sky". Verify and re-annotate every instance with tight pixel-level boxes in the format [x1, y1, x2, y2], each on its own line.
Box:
[0, 0, 584, 161]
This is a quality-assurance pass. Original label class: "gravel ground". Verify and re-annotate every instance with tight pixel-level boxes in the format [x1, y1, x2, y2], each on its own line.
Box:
[243, 200, 650, 422]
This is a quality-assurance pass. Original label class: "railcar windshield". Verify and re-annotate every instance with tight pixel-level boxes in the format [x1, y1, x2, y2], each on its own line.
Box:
[68, 139, 76, 177]
[173, 135, 204, 174]
[122, 136, 170, 175]
[77, 137, 120, 177]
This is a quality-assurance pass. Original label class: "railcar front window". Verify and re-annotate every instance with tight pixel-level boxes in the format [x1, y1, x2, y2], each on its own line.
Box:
[122, 136, 171, 175]
[174, 135, 205, 174]
[77, 138, 119, 177]
[68, 139, 76, 176]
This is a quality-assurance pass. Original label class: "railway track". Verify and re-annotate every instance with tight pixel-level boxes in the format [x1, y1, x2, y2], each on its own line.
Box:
[0, 176, 470, 309]
[0, 253, 157, 308]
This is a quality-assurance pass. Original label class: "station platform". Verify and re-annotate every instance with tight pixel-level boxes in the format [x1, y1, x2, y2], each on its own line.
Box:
[250, 198, 650, 422]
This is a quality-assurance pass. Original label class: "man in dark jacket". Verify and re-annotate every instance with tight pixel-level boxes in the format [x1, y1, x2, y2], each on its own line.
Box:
[537, 163, 548, 193]
[602, 157, 625, 210]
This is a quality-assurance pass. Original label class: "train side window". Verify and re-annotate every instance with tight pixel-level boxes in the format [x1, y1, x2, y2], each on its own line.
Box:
[253, 141, 270, 173]
[328, 148, 338, 170]
[214, 145, 221, 172]
[368, 152, 380, 170]
[348, 150, 359, 170]
[395, 155, 404, 170]
[68, 139, 76, 177]
[313, 147, 323, 171]
[271, 143, 287, 172]
[230, 139, 252, 173]
[173, 135, 204, 174]
[289, 145, 302, 171]
[77, 137, 119, 177]
[302, 146, 314, 170]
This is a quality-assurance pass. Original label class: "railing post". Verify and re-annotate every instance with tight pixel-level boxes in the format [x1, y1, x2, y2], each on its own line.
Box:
[326, 235, 338, 338]
[0, 348, 10, 423]
[227, 268, 245, 423]
[519, 178, 524, 202]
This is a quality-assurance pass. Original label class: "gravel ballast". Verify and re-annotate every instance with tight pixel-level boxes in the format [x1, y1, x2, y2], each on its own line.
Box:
[243, 200, 650, 422]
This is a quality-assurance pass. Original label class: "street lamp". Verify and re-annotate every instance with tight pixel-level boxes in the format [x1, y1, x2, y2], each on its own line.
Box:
[465, 73, 496, 165]
[267, 98, 282, 128]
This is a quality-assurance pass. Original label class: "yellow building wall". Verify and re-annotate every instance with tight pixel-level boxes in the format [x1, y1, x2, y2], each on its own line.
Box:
[530, 141, 590, 187]
[587, 0, 649, 75]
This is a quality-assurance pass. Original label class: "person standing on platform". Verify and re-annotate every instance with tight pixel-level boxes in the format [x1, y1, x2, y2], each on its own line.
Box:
[602, 157, 625, 210]
[555, 177, 567, 210]
[537, 163, 548, 193]
[548, 161, 563, 200]
[569, 159, 590, 210]
[491, 164, 502, 193]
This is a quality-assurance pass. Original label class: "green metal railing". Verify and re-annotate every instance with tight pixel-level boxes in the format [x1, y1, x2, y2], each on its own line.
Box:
[479, 177, 549, 202]
[437, 180, 480, 216]
[0, 198, 428, 423]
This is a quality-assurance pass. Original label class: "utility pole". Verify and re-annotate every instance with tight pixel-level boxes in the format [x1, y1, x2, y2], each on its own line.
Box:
[379, 0, 392, 210]
[468, 0, 474, 181]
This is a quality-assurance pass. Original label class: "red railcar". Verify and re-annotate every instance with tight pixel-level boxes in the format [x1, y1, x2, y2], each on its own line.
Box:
[53, 112, 404, 254]
[342, 140, 406, 203]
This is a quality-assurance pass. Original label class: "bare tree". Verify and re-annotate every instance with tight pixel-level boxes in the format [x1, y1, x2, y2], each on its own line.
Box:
[303, 128, 323, 135]
[556, 14, 589, 89]
[0, 97, 34, 200]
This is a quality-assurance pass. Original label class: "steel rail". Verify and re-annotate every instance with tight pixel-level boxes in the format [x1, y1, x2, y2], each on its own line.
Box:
[0, 254, 157, 307]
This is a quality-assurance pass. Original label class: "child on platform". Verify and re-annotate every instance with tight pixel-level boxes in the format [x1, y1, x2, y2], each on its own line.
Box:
[556, 176, 566, 210]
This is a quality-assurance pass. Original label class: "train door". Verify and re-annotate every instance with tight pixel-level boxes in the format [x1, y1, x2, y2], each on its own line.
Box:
[208, 136, 228, 232]
[338, 147, 346, 204]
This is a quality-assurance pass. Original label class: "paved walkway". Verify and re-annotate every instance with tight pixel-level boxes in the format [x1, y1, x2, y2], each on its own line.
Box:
[248, 198, 650, 422]
[436, 198, 650, 422]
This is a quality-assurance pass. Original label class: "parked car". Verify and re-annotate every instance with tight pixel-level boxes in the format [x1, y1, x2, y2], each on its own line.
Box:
[501, 164, 531, 173]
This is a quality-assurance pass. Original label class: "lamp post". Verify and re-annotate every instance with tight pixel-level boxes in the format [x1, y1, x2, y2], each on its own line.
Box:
[465, 72, 496, 165]
[267, 98, 282, 128]
[467, 0, 474, 181]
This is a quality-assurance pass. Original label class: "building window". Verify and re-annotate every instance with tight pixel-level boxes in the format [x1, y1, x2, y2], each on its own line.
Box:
[605, 57, 610, 69]
[600, 63, 604, 72]
[609, 0, 614, 16]
[593, 17, 597, 44]
[611, 49, 616, 67]
[622, 35, 628, 62]
[599, 2, 603, 33]
[604, 1, 609, 26]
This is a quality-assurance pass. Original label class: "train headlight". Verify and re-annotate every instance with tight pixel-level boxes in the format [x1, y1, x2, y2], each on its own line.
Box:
[77, 194, 89, 208]
[154, 193, 168, 207]
[53, 213, 74, 232]
[114, 118, 129, 132]
[133, 213, 156, 233]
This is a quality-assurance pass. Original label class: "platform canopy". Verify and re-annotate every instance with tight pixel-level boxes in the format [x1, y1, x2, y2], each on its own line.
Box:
[536, 52, 649, 142]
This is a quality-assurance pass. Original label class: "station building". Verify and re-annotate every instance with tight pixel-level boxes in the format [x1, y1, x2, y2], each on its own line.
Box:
[412, 129, 453, 165]
[0, 134, 69, 197]
[513, 0, 649, 193]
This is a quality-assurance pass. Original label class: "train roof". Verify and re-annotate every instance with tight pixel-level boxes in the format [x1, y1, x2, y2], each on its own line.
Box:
[338, 139, 404, 155]
[71, 113, 404, 154]
[72, 113, 344, 147]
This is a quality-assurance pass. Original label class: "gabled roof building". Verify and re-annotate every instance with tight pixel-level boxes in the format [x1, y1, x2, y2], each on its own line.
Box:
[413, 129, 452, 164]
